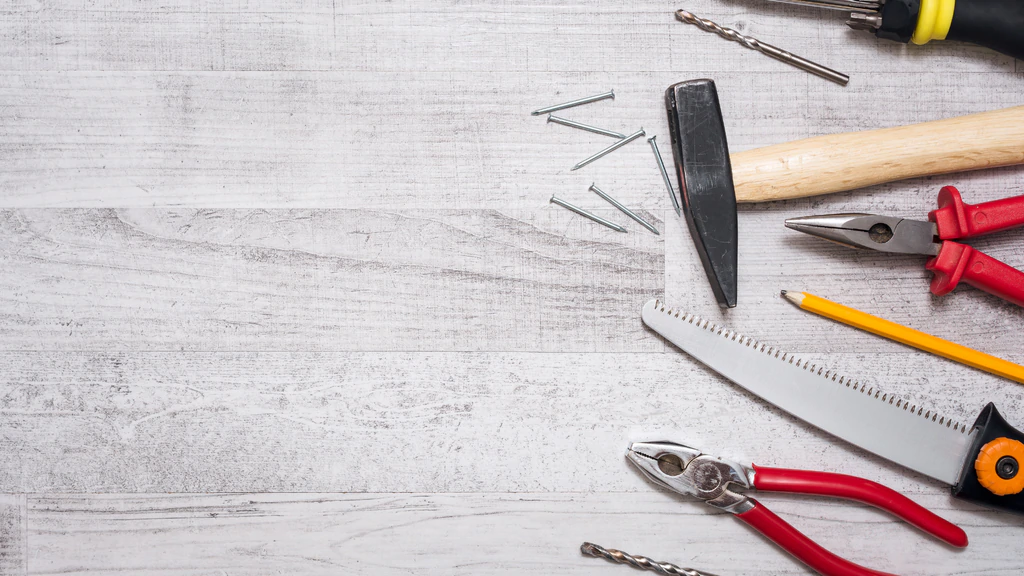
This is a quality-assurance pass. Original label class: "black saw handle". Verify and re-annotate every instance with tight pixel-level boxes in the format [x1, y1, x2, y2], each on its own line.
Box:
[953, 403, 1024, 514]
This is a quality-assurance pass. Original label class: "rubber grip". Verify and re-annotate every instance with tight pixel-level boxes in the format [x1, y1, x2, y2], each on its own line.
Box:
[945, 0, 1024, 59]
[930, 186, 1024, 240]
[927, 241, 1024, 307]
[736, 501, 896, 576]
[753, 465, 968, 548]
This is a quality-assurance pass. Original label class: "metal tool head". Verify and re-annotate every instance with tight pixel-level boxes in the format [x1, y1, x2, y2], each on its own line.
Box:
[785, 213, 940, 256]
[665, 79, 738, 308]
[627, 441, 753, 512]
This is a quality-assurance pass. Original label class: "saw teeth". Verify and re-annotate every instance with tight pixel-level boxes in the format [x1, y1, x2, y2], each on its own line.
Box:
[652, 301, 968, 435]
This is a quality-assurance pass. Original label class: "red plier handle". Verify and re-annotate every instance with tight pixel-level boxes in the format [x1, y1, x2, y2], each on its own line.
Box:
[926, 186, 1024, 306]
[735, 466, 968, 576]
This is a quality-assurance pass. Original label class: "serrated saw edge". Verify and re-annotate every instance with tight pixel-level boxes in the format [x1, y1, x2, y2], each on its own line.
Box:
[651, 299, 970, 434]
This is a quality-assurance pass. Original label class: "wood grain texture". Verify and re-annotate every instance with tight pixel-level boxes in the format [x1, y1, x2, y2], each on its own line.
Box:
[24, 493, 1024, 576]
[0, 495, 26, 576]
[0, 208, 662, 352]
[1, 350, 1020, 493]
[2, 0, 1023, 573]
[0, 71, 1021, 209]
[0, 0, 1014, 73]
[732, 106, 1024, 202]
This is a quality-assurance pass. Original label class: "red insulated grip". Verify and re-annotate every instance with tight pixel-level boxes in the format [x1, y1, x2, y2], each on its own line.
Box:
[753, 465, 968, 548]
[736, 501, 896, 576]
[926, 241, 1024, 307]
[930, 186, 1024, 240]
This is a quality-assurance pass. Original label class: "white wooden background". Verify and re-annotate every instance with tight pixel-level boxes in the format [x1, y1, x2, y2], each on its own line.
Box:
[1, 1, 1023, 574]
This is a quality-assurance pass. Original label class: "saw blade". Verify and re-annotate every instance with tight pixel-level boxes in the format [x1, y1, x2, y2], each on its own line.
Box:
[642, 299, 975, 485]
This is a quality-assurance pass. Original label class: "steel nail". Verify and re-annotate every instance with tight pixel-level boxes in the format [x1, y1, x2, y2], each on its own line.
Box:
[548, 115, 626, 139]
[532, 90, 615, 116]
[550, 196, 628, 233]
[572, 128, 646, 171]
[589, 184, 660, 235]
[649, 136, 682, 217]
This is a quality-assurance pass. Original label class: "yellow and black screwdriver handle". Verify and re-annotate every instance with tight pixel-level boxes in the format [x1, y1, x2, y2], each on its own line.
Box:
[870, 0, 1024, 59]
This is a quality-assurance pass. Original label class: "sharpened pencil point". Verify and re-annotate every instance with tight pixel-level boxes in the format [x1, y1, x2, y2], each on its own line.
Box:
[781, 290, 804, 306]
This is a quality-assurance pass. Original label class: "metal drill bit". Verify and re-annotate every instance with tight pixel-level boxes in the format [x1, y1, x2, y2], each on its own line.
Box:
[581, 542, 718, 576]
[674, 10, 849, 86]
[589, 184, 660, 235]
[550, 196, 627, 233]
[572, 128, 646, 171]
[548, 115, 626, 139]
[532, 90, 615, 116]
[648, 136, 681, 217]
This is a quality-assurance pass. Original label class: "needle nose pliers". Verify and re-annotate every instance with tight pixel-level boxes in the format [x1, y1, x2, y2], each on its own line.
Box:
[627, 441, 967, 576]
[786, 186, 1024, 307]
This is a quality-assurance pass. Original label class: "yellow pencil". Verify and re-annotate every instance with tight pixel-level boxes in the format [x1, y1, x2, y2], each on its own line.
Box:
[782, 290, 1024, 385]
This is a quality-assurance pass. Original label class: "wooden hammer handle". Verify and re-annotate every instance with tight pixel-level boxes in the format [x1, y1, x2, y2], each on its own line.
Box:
[732, 106, 1024, 203]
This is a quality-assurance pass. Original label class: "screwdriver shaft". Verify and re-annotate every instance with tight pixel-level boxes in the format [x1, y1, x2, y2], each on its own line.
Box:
[674, 10, 849, 86]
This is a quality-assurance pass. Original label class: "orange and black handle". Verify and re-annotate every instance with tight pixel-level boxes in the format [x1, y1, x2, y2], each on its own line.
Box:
[954, 403, 1024, 513]
[873, 0, 1024, 59]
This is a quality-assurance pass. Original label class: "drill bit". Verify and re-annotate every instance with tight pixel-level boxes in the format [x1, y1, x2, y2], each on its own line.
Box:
[674, 9, 849, 86]
[580, 542, 718, 576]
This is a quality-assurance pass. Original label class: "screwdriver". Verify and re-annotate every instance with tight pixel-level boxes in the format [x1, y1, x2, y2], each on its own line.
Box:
[762, 0, 1023, 59]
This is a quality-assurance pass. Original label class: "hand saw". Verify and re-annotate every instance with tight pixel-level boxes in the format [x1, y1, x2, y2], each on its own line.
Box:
[641, 299, 1024, 514]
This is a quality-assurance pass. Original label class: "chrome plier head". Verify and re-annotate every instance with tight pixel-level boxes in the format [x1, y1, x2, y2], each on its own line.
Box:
[626, 441, 755, 514]
[785, 213, 940, 257]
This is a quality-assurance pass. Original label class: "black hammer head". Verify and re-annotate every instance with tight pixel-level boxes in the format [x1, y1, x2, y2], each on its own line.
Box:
[665, 79, 738, 308]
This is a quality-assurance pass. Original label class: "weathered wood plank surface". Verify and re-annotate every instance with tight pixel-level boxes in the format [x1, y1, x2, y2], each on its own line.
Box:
[24, 493, 1024, 576]
[0, 495, 26, 576]
[2, 0, 1023, 574]
[2, 208, 1020, 354]
[1, 351, 1019, 493]
[0, 0, 1013, 73]
[0, 209, 662, 352]
[1, 71, 1021, 208]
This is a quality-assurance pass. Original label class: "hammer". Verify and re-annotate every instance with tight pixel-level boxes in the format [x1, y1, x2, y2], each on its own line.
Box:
[666, 79, 1024, 308]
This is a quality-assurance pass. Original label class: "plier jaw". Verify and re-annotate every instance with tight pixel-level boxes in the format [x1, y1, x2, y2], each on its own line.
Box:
[626, 441, 755, 514]
[784, 186, 1024, 307]
[785, 213, 940, 256]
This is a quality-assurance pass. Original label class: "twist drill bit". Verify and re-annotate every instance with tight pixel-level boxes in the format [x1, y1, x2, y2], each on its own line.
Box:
[580, 542, 718, 576]
[674, 10, 849, 86]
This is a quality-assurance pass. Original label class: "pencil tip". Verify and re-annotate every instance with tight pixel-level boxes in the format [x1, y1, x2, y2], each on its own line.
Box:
[781, 290, 804, 306]
[571, 165, 581, 171]
[674, 208, 682, 217]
